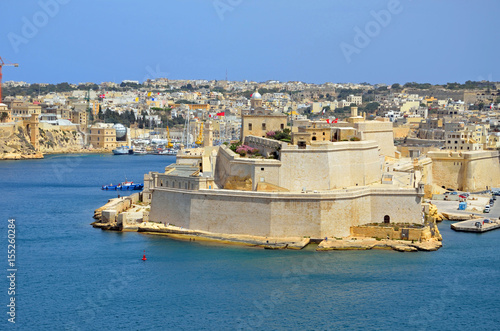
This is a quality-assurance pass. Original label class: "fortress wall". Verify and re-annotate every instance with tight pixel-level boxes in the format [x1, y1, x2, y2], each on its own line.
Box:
[319, 195, 372, 237]
[371, 191, 423, 224]
[280, 141, 381, 191]
[149, 187, 422, 238]
[215, 146, 282, 190]
[280, 148, 331, 191]
[149, 190, 192, 228]
[428, 151, 500, 191]
[270, 199, 322, 237]
[464, 151, 500, 191]
[189, 194, 272, 236]
[355, 121, 395, 157]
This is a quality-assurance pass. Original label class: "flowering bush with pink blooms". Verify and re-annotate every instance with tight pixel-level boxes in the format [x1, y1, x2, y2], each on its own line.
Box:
[266, 131, 276, 138]
[235, 145, 258, 156]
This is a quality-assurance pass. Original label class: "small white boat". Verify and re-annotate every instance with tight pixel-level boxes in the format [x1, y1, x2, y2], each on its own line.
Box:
[134, 147, 147, 155]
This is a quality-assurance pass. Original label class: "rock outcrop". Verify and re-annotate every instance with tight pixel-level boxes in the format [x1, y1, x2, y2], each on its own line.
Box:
[38, 128, 85, 153]
[0, 127, 43, 160]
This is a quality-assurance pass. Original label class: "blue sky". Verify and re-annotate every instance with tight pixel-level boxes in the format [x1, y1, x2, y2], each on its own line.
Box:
[1, 0, 498, 85]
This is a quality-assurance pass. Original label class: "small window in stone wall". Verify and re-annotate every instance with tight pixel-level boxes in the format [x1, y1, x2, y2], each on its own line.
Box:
[249, 123, 252, 130]
[384, 215, 390, 223]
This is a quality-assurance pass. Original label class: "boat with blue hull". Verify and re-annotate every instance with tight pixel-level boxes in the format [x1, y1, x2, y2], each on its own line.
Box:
[102, 181, 144, 190]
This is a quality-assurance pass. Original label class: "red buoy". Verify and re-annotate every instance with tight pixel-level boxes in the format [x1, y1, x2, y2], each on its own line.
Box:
[142, 250, 147, 261]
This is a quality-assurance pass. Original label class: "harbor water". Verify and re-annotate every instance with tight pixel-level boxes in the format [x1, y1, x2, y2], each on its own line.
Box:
[1, 154, 499, 330]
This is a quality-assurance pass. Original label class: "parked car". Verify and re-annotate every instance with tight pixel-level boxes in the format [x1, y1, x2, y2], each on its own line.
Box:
[484, 205, 490, 213]
[450, 191, 458, 195]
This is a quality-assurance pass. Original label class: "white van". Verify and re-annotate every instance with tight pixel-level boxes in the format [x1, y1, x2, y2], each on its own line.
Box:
[484, 205, 490, 213]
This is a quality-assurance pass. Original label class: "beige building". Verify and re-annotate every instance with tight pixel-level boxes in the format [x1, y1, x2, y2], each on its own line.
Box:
[11, 103, 42, 116]
[347, 94, 362, 105]
[89, 124, 117, 149]
[444, 124, 488, 151]
[240, 91, 287, 140]
[71, 110, 88, 127]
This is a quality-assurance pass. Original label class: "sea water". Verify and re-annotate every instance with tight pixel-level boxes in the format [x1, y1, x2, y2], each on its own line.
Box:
[0, 154, 499, 330]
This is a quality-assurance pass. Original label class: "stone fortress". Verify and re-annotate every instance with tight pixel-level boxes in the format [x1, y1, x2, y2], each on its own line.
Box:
[142, 93, 469, 241]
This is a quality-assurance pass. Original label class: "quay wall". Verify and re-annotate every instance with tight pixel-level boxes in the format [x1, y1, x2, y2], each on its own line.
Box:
[149, 187, 423, 238]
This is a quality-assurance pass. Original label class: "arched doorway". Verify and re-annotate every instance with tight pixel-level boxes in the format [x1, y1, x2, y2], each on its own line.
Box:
[384, 215, 390, 223]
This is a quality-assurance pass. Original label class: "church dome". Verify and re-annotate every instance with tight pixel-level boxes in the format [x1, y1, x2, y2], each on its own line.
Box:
[251, 91, 261, 99]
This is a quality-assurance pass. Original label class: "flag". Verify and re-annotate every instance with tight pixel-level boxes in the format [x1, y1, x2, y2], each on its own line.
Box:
[326, 119, 330, 124]
[216, 112, 225, 116]
[333, 118, 338, 123]
[322, 108, 326, 114]
[209, 114, 212, 117]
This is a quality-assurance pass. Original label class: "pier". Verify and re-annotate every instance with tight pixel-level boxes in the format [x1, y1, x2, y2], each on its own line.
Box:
[451, 219, 500, 233]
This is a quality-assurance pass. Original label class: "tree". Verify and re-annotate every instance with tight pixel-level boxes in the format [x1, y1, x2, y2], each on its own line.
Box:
[391, 83, 401, 90]
[0, 112, 8, 122]
[363, 102, 380, 112]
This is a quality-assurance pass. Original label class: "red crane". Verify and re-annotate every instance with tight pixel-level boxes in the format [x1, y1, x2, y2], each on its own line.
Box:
[0, 57, 19, 103]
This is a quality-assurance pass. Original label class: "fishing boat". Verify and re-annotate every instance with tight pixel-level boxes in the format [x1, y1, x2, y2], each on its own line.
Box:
[112, 146, 134, 155]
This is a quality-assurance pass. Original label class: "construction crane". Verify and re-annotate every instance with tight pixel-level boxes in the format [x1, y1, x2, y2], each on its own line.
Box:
[166, 126, 173, 148]
[195, 122, 204, 145]
[0, 57, 19, 103]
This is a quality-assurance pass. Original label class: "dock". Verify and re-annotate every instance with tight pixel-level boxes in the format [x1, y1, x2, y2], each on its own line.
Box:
[451, 219, 500, 233]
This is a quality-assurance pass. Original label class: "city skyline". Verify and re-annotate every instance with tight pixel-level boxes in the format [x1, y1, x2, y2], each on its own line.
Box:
[1, 0, 499, 85]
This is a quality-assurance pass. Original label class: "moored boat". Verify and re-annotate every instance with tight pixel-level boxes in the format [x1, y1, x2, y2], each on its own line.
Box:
[134, 147, 147, 155]
[102, 181, 144, 190]
[112, 146, 134, 155]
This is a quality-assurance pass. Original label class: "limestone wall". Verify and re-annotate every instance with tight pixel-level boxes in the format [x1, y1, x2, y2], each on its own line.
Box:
[428, 150, 500, 191]
[149, 186, 423, 238]
[215, 141, 382, 192]
[215, 146, 282, 190]
[356, 121, 395, 157]
[244, 136, 282, 158]
[279, 141, 381, 191]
